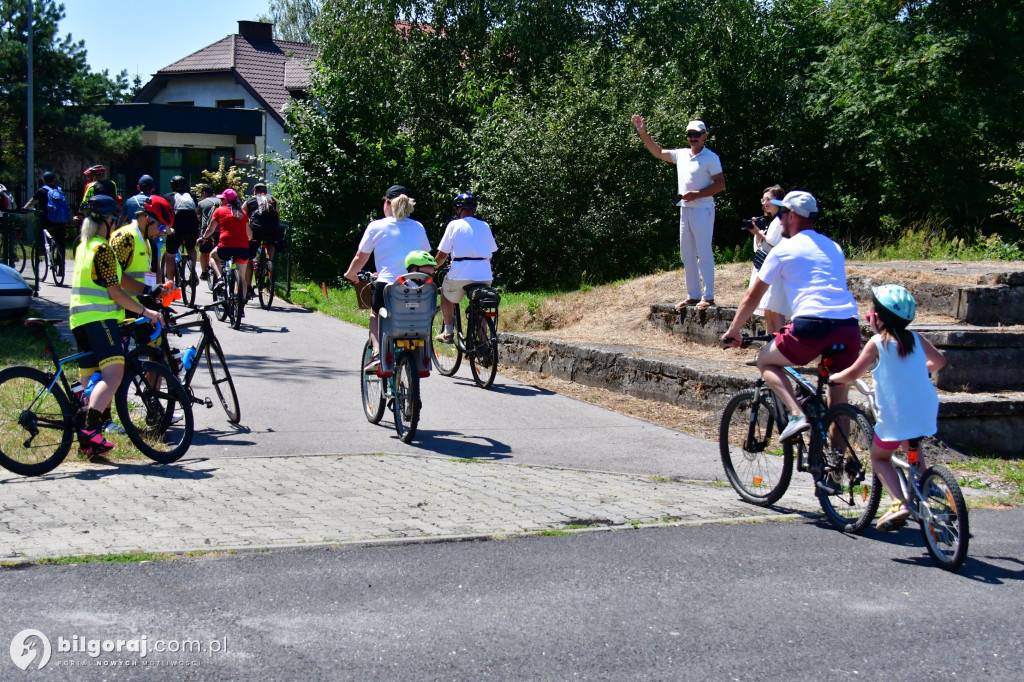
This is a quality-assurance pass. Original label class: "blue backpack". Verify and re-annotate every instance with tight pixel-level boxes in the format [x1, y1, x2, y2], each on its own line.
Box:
[44, 186, 71, 224]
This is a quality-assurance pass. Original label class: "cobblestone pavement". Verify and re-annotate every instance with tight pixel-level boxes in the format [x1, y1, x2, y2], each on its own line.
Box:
[0, 454, 824, 561]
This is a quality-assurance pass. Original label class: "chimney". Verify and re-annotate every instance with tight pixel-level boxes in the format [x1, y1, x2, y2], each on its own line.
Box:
[238, 20, 274, 41]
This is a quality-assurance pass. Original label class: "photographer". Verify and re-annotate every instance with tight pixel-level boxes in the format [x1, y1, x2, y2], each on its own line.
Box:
[745, 185, 789, 340]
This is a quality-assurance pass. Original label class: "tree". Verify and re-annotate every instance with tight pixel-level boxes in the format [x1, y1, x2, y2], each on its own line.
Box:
[0, 0, 137, 189]
[260, 0, 323, 43]
[190, 157, 249, 201]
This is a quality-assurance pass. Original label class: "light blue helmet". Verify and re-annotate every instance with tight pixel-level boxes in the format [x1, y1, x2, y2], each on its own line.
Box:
[872, 284, 915, 322]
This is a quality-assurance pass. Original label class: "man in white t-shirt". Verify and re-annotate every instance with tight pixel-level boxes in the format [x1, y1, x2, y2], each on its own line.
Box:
[632, 115, 725, 310]
[722, 191, 861, 441]
[344, 185, 431, 371]
[433, 192, 498, 342]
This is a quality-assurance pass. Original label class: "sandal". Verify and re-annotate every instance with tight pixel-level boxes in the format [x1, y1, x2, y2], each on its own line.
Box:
[695, 299, 715, 310]
[674, 298, 701, 310]
[876, 501, 910, 531]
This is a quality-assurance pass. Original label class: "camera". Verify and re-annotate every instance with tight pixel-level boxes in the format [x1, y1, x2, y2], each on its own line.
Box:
[741, 216, 766, 231]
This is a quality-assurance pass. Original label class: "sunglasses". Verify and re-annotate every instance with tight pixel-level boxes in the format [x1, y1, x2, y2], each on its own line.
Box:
[685, 131, 704, 138]
[777, 207, 791, 217]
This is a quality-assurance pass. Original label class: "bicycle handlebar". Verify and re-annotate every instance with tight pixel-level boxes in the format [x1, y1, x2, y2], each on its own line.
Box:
[723, 333, 774, 350]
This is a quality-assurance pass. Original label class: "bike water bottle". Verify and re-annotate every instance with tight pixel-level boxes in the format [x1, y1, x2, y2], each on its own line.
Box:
[182, 346, 197, 371]
[170, 348, 184, 374]
[70, 381, 85, 407]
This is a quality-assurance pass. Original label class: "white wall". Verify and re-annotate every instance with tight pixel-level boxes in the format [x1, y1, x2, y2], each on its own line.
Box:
[150, 76, 253, 108]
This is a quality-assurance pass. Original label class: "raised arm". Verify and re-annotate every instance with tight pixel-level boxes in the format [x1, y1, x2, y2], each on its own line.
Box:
[631, 115, 674, 164]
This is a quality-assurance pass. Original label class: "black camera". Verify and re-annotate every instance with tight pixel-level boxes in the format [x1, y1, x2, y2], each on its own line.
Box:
[741, 216, 766, 231]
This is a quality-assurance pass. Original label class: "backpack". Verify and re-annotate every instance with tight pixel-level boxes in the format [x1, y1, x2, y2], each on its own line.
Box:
[44, 186, 72, 224]
[173, 192, 196, 213]
[252, 194, 280, 229]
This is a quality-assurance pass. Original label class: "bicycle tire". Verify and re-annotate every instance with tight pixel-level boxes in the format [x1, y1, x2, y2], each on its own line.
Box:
[257, 255, 275, 310]
[232, 271, 245, 330]
[719, 387, 793, 506]
[213, 279, 228, 322]
[205, 338, 241, 424]
[115, 358, 193, 463]
[361, 340, 385, 423]
[817, 404, 882, 533]
[393, 352, 420, 443]
[429, 306, 461, 376]
[32, 242, 48, 283]
[50, 238, 65, 286]
[919, 464, 969, 571]
[468, 311, 498, 389]
[0, 366, 73, 476]
[223, 269, 238, 328]
[177, 252, 197, 307]
[11, 240, 27, 274]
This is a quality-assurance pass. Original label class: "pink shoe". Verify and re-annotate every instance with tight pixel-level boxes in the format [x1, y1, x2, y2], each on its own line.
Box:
[78, 427, 115, 455]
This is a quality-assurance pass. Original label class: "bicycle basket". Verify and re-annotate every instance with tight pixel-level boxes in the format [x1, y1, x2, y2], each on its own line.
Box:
[467, 285, 501, 311]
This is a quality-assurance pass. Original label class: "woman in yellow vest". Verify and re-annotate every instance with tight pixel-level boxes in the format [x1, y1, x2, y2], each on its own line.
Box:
[70, 195, 163, 454]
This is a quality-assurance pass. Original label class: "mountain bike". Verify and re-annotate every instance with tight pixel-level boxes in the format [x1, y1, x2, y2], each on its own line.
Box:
[719, 334, 882, 533]
[851, 380, 969, 571]
[172, 247, 198, 307]
[129, 299, 240, 424]
[429, 279, 500, 389]
[33, 226, 66, 286]
[2, 223, 28, 274]
[212, 253, 246, 329]
[252, 240, 276, 310]
[0, 317, 194, 476]
[358, 271, 436, 443]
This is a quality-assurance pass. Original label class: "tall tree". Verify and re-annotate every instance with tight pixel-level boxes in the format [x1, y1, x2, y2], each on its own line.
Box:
[260, 0, 323, 43]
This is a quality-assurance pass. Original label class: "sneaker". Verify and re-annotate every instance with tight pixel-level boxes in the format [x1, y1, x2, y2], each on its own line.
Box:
[876, 502, 911, 531]
[364, 355, 381, 373]
[779, 413, 810, 441]
[78, 427, 115, 455]
[695, 298, 715, 310]
[435, 332, 453, 344]
[200, 270, 210, 281]
[102, 419, 125, 434]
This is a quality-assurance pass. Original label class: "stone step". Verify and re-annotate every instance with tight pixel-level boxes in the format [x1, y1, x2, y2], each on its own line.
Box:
[649, 304, 1024, 392]
[498, 332, 1024, 457]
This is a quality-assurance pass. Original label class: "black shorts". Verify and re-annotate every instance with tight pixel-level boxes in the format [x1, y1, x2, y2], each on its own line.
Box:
[215, 246, 249, 264]
[72, 319, 125, 371]
[251, 223, 283, 246]
[371, 281, 388, 314]
[166, 224, 199, 253]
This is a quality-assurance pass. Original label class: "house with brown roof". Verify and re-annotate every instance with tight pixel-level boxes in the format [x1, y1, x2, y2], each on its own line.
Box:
[99, 20, 315, 194]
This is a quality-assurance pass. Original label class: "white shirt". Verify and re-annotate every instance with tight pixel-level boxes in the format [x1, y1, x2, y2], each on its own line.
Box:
[758, 229, 858, 319]
[668, 147, 722, 208]
[357, 216, 431, 284]
[437, 216, 498, 281]
[871, 333, 939, 441]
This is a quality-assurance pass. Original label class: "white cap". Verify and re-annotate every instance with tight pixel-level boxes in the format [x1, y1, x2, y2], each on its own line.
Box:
[770, 190, 818, 219]
[686, 120, 707, 133]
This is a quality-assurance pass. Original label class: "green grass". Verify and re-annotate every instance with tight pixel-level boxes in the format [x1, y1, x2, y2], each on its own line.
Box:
[29, 551, 177, 565]
[950, 457, 1024, 504]
[847, 226, 1024, 262]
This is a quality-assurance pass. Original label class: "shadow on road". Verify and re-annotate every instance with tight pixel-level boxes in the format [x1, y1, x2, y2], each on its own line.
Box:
[447, 379, 556, 397]
[408, 430, 512, 460]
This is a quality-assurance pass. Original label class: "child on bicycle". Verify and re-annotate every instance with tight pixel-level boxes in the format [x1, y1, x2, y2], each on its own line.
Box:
[829, 285, 946, 531]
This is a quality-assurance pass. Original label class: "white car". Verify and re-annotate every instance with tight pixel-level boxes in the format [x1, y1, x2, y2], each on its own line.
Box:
[0, 263, 32, 321]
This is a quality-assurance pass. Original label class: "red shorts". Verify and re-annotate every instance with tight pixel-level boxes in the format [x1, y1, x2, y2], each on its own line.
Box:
[773, 318, 861, 371]
[873, 435, 904, 451]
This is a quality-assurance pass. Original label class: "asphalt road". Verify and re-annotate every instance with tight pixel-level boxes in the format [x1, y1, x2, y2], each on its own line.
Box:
[31, 280, 726, 480]
[1, 508, 1021, 679]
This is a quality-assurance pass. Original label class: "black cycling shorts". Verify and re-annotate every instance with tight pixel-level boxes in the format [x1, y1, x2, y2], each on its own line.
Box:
[166, 224, 199, 253]
[72, 318, 125, 372]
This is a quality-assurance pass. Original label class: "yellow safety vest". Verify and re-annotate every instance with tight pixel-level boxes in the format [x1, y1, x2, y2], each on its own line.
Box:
[111, 222, 152, 289]
[69, 236, 123, 329]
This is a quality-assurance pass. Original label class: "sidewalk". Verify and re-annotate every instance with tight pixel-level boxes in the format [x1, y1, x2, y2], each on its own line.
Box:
[0, 454, 823, 562]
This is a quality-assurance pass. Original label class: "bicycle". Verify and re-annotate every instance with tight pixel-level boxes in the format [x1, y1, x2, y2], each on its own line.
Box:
[212, 253, 246, 330]
[429, 272, 500, 389]
[128, 298, 241, 424]
[33, 225, 67, 286]
[172, 246, 198, 308]
[2, 224, 28, 274]
[0, 317, 195, 476]
[252, 240, 276, 310]
[850, 380, 970, 571]
[358, 271, 436, 443]
[719, 334, 882, 533]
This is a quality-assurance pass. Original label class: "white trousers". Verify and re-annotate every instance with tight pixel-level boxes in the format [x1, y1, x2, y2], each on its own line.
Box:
[679, 207, 715, 300]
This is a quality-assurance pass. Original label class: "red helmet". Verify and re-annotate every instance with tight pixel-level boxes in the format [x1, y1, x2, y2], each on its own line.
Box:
[143, 195, 174, 227]
[84, 164, 105, 176]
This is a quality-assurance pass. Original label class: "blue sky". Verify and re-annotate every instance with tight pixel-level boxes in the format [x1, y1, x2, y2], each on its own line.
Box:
[61, 0, 271, 83]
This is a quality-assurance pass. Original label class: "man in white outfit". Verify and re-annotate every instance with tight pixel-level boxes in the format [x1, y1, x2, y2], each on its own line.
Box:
[632, 115, 725, 309]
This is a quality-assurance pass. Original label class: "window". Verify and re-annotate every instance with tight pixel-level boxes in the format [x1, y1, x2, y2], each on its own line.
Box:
[216, 99, 246, 109]
[167, 101, 194, 106]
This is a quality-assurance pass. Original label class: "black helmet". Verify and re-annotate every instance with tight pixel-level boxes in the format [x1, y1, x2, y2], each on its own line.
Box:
[84, 195, 119, 217]
[170, 175, 187, 191]
[253, 182, 268, 194]
[453, 192, 477, 210]
[41, 171, 57, 184]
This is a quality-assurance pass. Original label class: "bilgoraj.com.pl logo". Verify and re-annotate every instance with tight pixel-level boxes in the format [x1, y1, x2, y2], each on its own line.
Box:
[10, 629, 51, 671]
[10, 629, 227, 670]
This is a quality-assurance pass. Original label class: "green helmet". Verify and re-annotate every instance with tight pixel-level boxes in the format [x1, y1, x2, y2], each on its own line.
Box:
[405, 250, 437, 269]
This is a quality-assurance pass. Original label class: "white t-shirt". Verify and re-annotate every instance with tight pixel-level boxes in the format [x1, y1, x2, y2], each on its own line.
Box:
[871, 333, 939, 441]
[758, 229, 858, 319]
[668, 147, 723, 208]
[357, 216, 431, 284]
[437, 216, 498, 281]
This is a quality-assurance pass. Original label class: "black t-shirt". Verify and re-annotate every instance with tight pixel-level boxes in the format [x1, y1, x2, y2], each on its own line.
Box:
[244, 194, 279, 232]
[164, 191, 200, 233]
[33, 187, 52, 223]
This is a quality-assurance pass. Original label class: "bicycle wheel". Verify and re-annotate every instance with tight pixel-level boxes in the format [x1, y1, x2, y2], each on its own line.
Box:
[257, 256, 275, 310]
[50, 238, 65, 287]
[178, 253, 196, 307]
[232, 271, 245, 330]
[115, 358, 193, 463]
[429, 306, 461, 376]
[360, 340, 385, 423]
[205, 338, 240, 424]
[468, 311, 498, 389]
[817, 404, 882, 533]
[223, 269, 238, 328]
[393, 352, 420, 443]
[0, 366, 73, 476]
[919, 465, 969, 571]
[719, 387, 793, 506]
[11, 240, 27, 274]
[213, 279, 228, 322]
[32, 242, 48, 283]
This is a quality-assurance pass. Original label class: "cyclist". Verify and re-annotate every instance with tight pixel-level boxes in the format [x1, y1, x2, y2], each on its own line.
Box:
[433, 192, 498, 343]
[402, 250, 437, 280]
[78, 165, 119, 213]
[111, 195, 173, 301]
[69, 195, 163, 454]
[244, 182, 281, 294]
[343, 185, 431, 372]
[196, 185, 221, 282]
[23, 171, 69, 260]
[200, 188, 252, 313]
[118, 174, 156, 227]
[829, 285, 947, 530]
[721, 190, 860, 441]
[162, 176, 200, 285]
